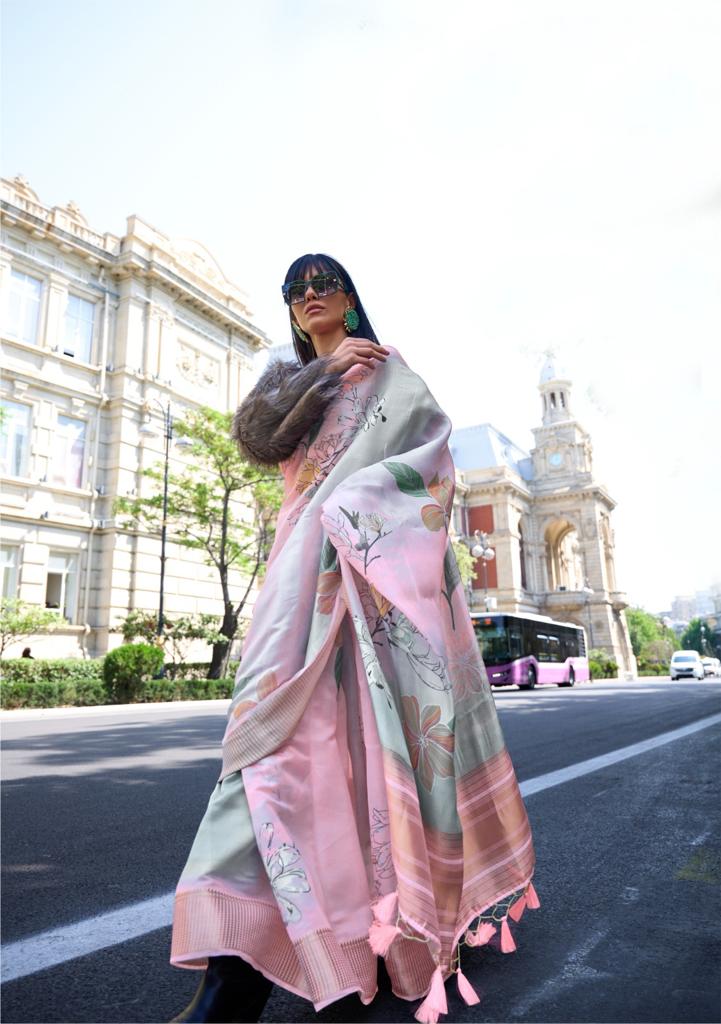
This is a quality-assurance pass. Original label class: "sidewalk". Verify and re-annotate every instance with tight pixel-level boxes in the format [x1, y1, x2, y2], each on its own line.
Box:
[0, 698, 231, 722]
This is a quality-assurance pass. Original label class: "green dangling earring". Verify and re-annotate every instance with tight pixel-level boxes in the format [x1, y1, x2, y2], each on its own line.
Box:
[343, 307, 360, 333]
[292, 320, 310, 344]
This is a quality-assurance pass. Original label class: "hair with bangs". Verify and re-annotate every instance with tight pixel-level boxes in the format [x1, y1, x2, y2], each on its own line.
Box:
[282, 253, 379, 366]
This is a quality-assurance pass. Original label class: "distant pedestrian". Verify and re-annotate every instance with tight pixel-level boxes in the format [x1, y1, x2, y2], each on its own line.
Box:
[21, 647, 34, 659]
[169, 254, 539, 1024]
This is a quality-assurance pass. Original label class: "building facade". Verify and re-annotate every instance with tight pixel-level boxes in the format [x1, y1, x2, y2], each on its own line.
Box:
[450, 357, 636, 677]
[1, 176, 269, 659]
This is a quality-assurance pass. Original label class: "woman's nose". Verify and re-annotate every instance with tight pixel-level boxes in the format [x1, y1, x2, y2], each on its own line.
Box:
[303, 282, 318, 300]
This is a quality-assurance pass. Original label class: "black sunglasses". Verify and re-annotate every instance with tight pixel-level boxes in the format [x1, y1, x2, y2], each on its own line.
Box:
[281, 271, 344, 306]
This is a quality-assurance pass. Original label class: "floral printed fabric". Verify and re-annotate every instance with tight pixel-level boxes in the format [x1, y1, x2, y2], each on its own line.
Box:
[171, 347, 536, 1012]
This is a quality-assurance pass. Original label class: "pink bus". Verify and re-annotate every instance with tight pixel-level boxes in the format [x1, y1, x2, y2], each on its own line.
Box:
[472, 612, 590, 689]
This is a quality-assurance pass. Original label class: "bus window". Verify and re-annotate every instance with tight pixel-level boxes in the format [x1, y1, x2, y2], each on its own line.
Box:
[509, 632, 522, 658]
[536, 634, 550, 661]
[548, 636, 561, 662]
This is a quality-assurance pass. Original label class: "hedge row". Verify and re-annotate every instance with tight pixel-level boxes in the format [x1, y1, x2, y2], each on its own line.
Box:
[1, 676, 234, 710]
[0, 656, 237, 709]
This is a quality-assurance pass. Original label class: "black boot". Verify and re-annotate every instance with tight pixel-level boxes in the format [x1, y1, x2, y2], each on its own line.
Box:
[171, 956, 273, 1023]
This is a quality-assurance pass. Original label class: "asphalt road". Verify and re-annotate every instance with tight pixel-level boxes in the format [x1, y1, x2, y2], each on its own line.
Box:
[2, 678, 720, 1024]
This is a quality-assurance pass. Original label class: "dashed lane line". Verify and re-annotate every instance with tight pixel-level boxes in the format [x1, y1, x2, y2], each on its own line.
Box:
[2, 710, 720, 985]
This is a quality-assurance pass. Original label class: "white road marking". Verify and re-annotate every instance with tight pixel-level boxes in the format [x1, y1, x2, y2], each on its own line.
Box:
[2, 711, 720, 985]
[519, 712, 721, 797]
[1, 893, 174, 983]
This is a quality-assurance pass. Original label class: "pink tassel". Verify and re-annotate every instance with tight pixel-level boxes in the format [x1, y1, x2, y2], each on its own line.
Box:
[500, 917, 517, 953]
[466, 921, 495, 946]
[414, 965, 447, 1023]
[372, 891, 398, 925]
[525, 882, 541, 909]
[456, 968, 480, 1006]
[368, 921, 401, 955]
[509, 894, 527, 922]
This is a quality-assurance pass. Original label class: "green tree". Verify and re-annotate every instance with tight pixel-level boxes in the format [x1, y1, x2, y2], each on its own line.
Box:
[114, 406, 283, 679]
[0, 598, 64, 658]
[680, 617, 719, 657]
[451, 538, 477, 590]
[625, 607, 662, 657]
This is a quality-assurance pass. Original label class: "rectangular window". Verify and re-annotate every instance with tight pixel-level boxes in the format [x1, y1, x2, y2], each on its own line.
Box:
[45, 551, 79, 622]
[5, 269, 42, 344]
[1, 545, 19, 599]
[0, 399, 32, 477]
[63, 294, 95, 361]
[51, 415, 86, 488]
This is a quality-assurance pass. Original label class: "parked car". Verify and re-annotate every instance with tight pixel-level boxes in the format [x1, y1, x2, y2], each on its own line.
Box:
[669, 650, 705, 680]
[701, 657, 721, 678]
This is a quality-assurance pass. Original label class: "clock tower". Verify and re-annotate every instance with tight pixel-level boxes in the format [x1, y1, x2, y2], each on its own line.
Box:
[530, 355, 593, 488]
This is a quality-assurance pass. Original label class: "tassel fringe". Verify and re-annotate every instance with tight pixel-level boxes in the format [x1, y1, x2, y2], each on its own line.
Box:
[414, 966, 447, 1024]
[526, 881, 541, 909]
[372, 891, 398, 925]
[456, 968, 480, 1006]
[466, 921, 495, 946]
[500, 917, 517, 953]
[509, 894, 527, 922]
[368, 921, 401, 955]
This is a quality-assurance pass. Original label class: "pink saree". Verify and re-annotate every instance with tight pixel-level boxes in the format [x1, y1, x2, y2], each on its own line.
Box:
[170, 348, 538, 1022]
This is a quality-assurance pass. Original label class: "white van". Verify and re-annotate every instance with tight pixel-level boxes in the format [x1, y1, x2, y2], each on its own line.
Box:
[669, 650, 704, 680]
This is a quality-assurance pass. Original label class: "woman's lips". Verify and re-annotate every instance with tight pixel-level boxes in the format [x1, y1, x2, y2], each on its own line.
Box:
[305, 305, 324, 315]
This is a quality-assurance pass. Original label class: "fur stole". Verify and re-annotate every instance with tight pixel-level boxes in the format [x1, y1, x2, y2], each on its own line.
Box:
[231, 356, 344, 467]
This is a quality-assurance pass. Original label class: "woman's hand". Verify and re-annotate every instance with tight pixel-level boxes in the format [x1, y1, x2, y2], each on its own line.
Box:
[324, 339, 390, 375]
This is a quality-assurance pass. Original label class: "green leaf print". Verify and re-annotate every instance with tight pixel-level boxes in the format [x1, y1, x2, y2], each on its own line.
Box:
[441, 544, 461, 630]
[319, 535, 339, 572]
[443, 543, 461, 598]
[383, 462, 429, 497]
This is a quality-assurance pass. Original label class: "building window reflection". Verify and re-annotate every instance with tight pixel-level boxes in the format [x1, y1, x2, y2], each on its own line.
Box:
[45, 551, 79, 621]
[52, 415, 86, 488]
[6, 269, 42, 344]
[63, 294, 95, 361]
[0, 399, 32, 477]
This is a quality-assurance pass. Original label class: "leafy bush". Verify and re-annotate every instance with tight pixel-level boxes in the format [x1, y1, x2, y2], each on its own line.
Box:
[0, 653, 234, 708]
[0, 658, 109, 709]
[103, 643, 165, 703]
[139, 677, 234, 701]
[588, 649, 618, 680]
[0, 658, 104, 685]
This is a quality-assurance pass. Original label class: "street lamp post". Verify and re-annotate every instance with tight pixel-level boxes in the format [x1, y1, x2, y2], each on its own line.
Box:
[581, 578, 595, 649]
[471, 530, 495, 612]
[139, 400, 193, 658]
[700, 622, 707, 655]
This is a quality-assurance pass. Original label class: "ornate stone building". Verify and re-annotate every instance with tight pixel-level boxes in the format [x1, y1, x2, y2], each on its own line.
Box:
[450, 357, 636, 677]
[0, 176, 269, 658]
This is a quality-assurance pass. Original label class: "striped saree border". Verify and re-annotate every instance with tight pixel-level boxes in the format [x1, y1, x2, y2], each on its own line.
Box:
[171, 888, 377, 1009]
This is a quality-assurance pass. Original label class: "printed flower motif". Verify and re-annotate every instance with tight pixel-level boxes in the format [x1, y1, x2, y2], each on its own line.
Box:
[232, 699, 256, 719]
[428, 473, 454, 516]
[316, 570, 342, 614]
[370, 583, 392, 618]
[401, 695, 455, 791]
[297, 458, 323, 494]
[446, 641, 485, 700]
[261, 824, 311, 924]
[421, 503, 446, 531]
[421, 474, 455, 532]
[257, 670, 280, 699]
[370, 807, 394, 893]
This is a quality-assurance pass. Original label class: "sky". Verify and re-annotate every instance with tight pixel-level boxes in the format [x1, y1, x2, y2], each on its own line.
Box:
[2, 0, 720, 613]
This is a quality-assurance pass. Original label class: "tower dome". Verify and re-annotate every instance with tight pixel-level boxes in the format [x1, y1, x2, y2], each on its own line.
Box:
[538, 354, 572, 425]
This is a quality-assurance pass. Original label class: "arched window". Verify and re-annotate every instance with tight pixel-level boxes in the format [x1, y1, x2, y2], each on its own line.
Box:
[519, 523, 528, 590]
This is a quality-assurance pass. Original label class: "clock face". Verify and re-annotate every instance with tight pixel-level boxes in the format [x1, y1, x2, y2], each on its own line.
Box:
[549, 451, 563, 467]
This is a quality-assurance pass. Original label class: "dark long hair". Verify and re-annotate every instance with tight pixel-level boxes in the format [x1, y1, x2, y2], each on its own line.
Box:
[282, 253, 380, 366]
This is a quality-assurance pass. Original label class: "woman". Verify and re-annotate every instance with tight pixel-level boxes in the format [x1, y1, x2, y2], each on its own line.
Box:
[170, 255, 539, 1024]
